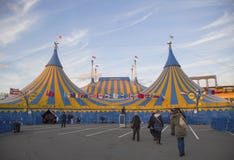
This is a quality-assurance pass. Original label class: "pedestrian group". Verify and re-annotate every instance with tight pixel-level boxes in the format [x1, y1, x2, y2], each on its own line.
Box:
[59, 108, 187, 157]
[131, 108, 187, 157]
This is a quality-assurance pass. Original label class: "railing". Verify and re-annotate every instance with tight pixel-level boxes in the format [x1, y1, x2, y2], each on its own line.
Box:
[211, 117, 234, 133]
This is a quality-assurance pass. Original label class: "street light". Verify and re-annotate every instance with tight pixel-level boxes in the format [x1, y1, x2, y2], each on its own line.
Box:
[19, 91, 37, 123]
[188, 90, 205, 114]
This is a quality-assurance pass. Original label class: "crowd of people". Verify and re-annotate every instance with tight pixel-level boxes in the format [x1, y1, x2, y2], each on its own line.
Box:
[55, 108, 187, 157]
[131, 108, 187, 157]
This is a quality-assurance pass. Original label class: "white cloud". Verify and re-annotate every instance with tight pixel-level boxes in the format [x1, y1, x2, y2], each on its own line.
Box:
[184, 22, 234, 48]
[0, 17, 37, 45]
[0, 0, 39, 45]
[96, 5, 155, 36]
[186, 33, 226, 47]
[7, 0, 38, 16]
[200, 11, 234, 30]
[26, 42, 52, 54]
[61, 30, 89, 47]
[112, 5, 156, 22]
[183, 55, 233, 69]
[107, 12, 153, 34]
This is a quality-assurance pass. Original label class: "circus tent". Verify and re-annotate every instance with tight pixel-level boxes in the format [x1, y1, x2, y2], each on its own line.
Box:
[0, 43, 90, 109]
[0, 41, 231, 112]
[83, 77, 146, 99]
[138, 41, 229, 110]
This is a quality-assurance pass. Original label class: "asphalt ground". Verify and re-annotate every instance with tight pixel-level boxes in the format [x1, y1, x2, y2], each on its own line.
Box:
[0, 123, 234, 160]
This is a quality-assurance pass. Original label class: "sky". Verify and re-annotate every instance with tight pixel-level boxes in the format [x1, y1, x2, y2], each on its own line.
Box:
[0, 0, 233, 93]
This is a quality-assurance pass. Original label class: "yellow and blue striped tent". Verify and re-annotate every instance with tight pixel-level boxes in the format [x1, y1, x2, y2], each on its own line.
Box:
[137, 42, 230, 111]
[0, 42, 231, 112]
[83, 77, 146, 99]
[0, 43, 89, 110]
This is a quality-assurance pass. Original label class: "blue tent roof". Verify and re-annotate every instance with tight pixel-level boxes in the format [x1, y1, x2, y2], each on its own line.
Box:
[46, 48, 63, 68]
[164, 42, 180, 67]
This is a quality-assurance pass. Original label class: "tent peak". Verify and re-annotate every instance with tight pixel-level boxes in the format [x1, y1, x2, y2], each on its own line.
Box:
[164, 41, 180, 68]
[46, 42, 63, 68]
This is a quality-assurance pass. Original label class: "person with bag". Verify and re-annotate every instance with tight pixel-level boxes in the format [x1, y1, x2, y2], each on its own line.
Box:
[171, 108, 187, 157]
[153, 110, 164, 144]
[131, 112, 141, 142]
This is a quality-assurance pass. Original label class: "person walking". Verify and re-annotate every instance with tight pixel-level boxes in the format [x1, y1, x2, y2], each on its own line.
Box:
[171, 108, 187, 157]
[148, 112, 156, 140]
[131, 112, 141, 142]
[152, 110, 164, 144]
[61, 112, 67, 128]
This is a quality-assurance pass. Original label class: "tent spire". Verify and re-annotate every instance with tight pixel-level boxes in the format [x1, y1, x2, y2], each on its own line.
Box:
[164, 37, 180, 68]
[46, 42, 63, 68]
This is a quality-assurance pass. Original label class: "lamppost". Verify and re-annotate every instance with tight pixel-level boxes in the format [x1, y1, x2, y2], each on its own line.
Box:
[188, 90, 205, 114]
[19, 91, 37, 124]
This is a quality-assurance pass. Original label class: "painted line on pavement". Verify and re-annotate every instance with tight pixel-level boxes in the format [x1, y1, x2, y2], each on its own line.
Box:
[34, 128, 64, 134]
[58, 127, 98, 136]
[118, 131, 132, 138]
[86, 128, 119, 137]
[225, 131, 234, 136]
[162, 125, 168, 132]
[58, 125, 109, 136]
[188, 125, 199, 140]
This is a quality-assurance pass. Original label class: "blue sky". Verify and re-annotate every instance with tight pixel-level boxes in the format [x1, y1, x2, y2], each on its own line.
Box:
[0, 0, 233, 93]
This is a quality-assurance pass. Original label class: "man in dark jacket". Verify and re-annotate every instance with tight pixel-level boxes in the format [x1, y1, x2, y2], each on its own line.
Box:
[148, 112, 156, 139]
[61, 112, 67, 128]
[153, 110, 164, 144]
[131, 112, 141, 142]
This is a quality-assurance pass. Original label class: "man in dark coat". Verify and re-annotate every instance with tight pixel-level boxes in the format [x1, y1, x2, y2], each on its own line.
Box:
[61, 112, 67, 128]
[131, 112, 141, 141]
[153, 110, 164, 144]
[148, 112, 156, 139]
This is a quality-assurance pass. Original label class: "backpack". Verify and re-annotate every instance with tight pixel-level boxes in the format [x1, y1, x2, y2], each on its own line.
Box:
[153, 116, 163, 131]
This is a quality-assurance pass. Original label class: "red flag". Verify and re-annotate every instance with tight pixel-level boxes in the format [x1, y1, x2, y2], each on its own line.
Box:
[69, 92, 75, 98]
[88, 94, 97, 98]
[49, 91, 54, 97]
[152, 95, 160, 98]
[211, 90, 216, 95]
[10, 88, 20, 95]
[92, 56, 96, 59]
[145, 94, 152, 98]
[46, 91, 54, 97]
[137, 93, 145, 98]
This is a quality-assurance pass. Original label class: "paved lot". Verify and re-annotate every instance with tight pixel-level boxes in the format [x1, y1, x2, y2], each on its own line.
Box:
[0, 123, 234, 160]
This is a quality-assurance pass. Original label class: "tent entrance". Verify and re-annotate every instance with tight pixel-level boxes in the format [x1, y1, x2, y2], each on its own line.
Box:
[42, 110, 58, 124]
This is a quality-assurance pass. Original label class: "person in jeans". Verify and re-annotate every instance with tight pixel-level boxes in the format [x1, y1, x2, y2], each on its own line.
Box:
[131, 112, 141, 142]
[171, 108, 187, 157]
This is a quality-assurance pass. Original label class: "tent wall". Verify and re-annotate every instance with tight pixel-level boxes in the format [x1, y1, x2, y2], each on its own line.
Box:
[1, 110, 233, 133]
